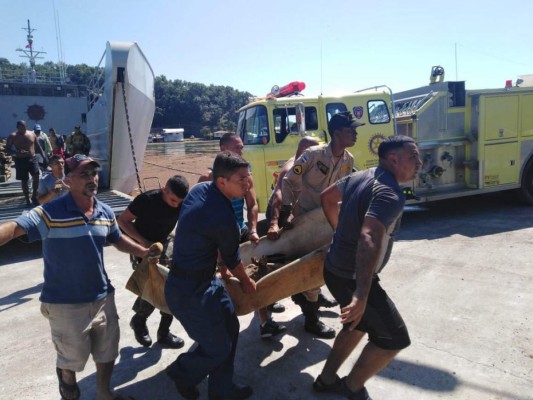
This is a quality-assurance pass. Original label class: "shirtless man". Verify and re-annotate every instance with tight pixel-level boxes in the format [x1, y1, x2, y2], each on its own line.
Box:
[6, 120, 43, 206]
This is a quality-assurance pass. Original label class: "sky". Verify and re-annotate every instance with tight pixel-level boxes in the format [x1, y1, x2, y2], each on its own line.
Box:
[1, 0, 532, 97]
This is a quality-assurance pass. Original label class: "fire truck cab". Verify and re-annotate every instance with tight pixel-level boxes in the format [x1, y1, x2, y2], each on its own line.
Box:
[236, 82, 395, 211]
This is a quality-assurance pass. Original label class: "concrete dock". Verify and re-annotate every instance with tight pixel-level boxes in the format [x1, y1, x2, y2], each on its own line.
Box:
[0, 193, 532, 399]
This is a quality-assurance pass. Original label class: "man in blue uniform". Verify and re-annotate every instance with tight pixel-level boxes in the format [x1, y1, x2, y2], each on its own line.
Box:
[165, 151, 257, 400]
[315, 136, 422, 400]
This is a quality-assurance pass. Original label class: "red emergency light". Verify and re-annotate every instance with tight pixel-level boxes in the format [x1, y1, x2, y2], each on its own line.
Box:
[505, 80, 513, 88]
[267, 81, 306, 98]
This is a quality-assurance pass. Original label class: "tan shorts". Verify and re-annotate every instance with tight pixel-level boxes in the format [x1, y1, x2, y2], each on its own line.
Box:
[40, 293, 120, 372]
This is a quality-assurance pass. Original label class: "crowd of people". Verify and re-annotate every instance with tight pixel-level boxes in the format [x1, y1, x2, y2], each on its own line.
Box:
[0, 114, 422, 400]
[5, 120, 91, 206]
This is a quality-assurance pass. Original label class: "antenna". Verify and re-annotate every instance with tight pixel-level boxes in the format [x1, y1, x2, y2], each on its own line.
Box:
[15, 20, 47, 83]
[53, 0, 66, 84]
[320, 42, 323, 96]
[455, 42, 458, 81]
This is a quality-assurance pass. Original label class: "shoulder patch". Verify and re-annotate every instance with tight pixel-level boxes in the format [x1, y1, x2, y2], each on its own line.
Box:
[293, 165, 302, 175]
[340, 164, 352, 175]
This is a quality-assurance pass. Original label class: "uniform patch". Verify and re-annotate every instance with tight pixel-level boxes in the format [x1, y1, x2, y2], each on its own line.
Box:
[300, 153, 309, 163]
[339, 164, 352, 175]
[293, 165, 302, 175]
[353, 106, 364, 119]
[316, 161, 329, 175]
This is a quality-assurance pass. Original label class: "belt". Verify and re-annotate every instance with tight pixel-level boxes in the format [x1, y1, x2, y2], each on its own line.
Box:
[170, 265, 215, 281]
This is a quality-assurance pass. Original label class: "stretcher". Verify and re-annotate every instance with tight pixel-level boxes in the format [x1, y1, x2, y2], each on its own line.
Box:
[126, 208, 333, 316]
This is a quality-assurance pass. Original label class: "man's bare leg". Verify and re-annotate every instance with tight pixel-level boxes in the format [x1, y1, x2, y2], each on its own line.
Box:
[31, 173, 39, 198]
[21, 179, 30, 203]
[58, 368, 78, 400]
[319, 328, 365, 384]
[345, 342, 400, 392]
[95, 361, 116, 400]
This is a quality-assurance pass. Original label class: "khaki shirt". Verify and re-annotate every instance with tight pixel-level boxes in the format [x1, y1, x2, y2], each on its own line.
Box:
[282, 143, 354, 216]
[66, 131, 91, 155]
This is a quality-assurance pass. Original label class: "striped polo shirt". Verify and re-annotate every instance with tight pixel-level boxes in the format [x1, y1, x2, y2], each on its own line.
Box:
[15, 193, 121, 304]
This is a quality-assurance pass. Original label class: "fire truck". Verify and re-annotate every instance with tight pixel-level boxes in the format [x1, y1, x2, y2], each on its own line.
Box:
[236, 68, 533, 212]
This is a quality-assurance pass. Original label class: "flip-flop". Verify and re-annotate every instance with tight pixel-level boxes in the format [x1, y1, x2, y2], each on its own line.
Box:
[56, 367, 80, 400]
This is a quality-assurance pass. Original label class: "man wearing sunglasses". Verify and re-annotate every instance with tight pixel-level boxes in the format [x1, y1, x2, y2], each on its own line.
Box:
[0, 154, 149, 400]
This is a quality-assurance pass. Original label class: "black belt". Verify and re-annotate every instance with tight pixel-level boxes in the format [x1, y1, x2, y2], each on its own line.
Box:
[170, 266, 215, 281]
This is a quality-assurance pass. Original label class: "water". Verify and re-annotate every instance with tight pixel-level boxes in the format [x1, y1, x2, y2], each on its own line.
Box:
[145, 140, 219, 157]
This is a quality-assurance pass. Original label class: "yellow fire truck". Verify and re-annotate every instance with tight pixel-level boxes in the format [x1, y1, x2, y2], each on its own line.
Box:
[236, 69, 533, 211]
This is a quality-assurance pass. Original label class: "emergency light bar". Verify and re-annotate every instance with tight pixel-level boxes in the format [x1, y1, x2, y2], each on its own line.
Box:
[267, 81, 306, 98]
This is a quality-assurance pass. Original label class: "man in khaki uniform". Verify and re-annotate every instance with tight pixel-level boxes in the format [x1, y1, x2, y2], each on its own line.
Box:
[65, 126, 91, 156]
[281, 111, 364, 339]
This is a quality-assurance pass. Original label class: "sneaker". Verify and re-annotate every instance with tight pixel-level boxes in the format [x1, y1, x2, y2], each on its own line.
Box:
[339, 377, 372, 400]
[260, 319, 287, 338]
[317, 293, 338, 308]
[209, 383, 253, 400]
[166, 368, 199, 400]
[304, 319, 336, 339]
[313, 374, 342, 393]
[267, 302, 285, 313]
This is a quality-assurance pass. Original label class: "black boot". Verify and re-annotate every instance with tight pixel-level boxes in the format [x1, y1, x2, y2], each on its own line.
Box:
[157, 313, 184, 349]
[292, 294, 335, 339]
[317, 292, 339, 308]
[130, 314, 152, 347]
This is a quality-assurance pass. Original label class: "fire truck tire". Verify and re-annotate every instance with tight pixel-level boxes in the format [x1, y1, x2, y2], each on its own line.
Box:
[518, 158, 533, 205]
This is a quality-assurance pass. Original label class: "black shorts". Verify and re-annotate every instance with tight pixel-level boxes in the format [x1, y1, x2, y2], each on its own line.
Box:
[324, 268, 411, 350]
[14, 157, 40, 180]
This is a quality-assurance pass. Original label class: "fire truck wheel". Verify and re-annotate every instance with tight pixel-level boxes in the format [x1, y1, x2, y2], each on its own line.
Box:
[518, 158, 533, 205]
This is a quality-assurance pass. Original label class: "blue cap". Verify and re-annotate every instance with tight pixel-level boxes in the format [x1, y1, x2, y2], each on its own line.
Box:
[33, 124, 42, 131]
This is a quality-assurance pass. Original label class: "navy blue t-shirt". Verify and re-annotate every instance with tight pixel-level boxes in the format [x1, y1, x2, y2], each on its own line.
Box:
[172, 182, 241, 272]
[325, 167, 405, 280]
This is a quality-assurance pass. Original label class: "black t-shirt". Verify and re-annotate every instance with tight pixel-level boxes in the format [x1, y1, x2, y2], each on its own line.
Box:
[128, 189, 181, 243]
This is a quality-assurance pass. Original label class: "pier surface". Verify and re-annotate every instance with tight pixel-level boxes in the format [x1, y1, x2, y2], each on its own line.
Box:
[0, 193, 532, 400]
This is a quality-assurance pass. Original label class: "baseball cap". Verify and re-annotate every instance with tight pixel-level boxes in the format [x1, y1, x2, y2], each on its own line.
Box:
[65, 154, 100, 174]
[33, 124, 42, 131]
[328, 111, 365, 134]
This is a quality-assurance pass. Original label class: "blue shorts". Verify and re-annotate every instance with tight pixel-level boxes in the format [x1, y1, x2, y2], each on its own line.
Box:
[324, 268, 411, 350]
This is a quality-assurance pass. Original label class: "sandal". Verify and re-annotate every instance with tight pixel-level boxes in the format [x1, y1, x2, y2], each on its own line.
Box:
[56, 367, 80, 400]
[312, 374, 342, 393]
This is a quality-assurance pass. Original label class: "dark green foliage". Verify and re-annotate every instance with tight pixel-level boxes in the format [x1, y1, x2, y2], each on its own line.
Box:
[153, 76, 251, 136]
[0, 59, 251, 137]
